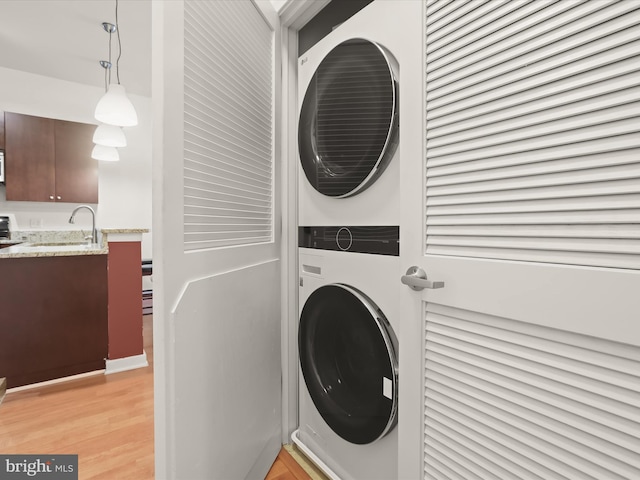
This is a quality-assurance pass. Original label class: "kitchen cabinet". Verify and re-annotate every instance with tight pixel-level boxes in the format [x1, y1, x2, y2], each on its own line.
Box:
[4, 112, 98, 203]
[0, 254, 108, 388]
[54, 119, 99, 203]
[4, 113, 54, 202]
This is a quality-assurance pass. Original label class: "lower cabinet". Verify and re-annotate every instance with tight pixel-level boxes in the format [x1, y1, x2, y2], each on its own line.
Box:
[0, 255, 108, 388]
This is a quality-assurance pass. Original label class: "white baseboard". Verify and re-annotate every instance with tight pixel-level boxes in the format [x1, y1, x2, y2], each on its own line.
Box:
[4, 352, 149, 394]
[7, 370, 105, 393]
[291, 429, 341, 480]
[105, 350, 149, 375]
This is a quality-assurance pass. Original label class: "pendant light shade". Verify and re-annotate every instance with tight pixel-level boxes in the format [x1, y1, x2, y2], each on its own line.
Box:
[93, 123, 127, 147]
[94, 84, 138, 127]
[91, 144, 120, 162]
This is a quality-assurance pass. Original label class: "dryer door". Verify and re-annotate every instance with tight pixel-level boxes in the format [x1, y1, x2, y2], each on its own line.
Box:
[299, 284, 398, 445]
[298, 38, 399, 198]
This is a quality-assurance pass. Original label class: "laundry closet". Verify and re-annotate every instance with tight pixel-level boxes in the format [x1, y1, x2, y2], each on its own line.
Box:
[152, 1, 640, 479]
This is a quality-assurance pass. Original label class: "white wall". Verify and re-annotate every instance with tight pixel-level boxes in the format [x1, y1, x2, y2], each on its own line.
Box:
[0, 67, 152, 259]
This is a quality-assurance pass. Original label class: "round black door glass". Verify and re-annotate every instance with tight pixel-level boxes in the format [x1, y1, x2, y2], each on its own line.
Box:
[299, 284, 398, 444]
[299, 39, 399, 198]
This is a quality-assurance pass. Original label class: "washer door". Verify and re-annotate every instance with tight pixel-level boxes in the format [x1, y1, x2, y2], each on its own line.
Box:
[298, 38, 399, 198]
[299, 284, 398, 445]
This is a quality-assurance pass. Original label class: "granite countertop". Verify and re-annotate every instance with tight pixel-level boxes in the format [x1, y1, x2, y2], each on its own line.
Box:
[0, 242, 108, 258]
[101, 228, 149, 235]
[0, 228, 148, 259]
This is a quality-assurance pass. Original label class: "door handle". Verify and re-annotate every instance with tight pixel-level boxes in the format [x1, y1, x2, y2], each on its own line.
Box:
[401, 266, 444, 291]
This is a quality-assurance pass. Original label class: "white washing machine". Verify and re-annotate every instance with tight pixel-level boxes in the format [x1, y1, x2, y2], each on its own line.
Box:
[297, 0, 417, 227]
[293, 226, 400, 480]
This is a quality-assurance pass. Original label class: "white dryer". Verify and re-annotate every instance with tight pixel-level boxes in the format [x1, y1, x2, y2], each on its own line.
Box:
[297, 0, 412, 227]
[293, 226, 400, 480]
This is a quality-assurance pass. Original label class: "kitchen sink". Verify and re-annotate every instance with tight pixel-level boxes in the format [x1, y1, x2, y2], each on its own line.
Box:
[25, 242, 91, 247]
[17, 242, 103, 251]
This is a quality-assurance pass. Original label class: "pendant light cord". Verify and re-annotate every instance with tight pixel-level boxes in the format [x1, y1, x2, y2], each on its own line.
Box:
[108, 30, 113, 87]
[102, 29, 113, 92]
[115, 0, 121, 85]
[104, 61, 108, 92]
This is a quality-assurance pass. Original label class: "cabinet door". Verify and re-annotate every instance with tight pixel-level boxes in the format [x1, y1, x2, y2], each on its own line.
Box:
[54, 119, 98, 203]
[4, 112, 56, 202]
[0, 255, 108, 388]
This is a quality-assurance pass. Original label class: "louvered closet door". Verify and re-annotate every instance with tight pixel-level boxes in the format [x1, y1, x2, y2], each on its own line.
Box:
[183, 1, 275, 249]
[397, 1, 640, 479]
[153, 1, 281, 479]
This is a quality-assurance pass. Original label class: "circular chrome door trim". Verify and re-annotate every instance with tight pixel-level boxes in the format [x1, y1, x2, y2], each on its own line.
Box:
[298, 38, 399, 199]
[299, 283, 399, 444]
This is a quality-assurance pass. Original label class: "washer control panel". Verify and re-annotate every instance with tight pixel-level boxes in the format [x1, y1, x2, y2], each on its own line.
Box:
[299, 226, 399, 256]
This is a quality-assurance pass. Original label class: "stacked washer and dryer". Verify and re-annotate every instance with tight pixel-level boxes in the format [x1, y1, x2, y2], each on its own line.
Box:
[292, 2, 410, 479]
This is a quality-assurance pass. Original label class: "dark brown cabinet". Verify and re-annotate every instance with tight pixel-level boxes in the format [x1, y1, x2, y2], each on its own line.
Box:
[0, 254, 108, 388]
[4, 113, 55, 202]
[55, 119, 99, 203]
[4, 112, 98, 203]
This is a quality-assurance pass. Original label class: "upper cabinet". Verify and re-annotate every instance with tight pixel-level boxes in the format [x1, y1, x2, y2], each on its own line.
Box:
[4, 113, 55, 202]
[54, 120, 99, 203]
[4, 112, 98, 203]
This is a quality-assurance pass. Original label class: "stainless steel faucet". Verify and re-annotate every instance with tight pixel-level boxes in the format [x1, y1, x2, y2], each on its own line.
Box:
[69, 205, 98, 245]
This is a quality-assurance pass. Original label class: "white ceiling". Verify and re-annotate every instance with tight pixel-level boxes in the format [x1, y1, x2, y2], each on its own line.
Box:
[0, 0, 152, 97]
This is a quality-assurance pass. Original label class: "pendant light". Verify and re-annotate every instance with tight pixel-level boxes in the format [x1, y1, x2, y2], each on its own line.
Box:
[92, 51, 122, 159]
[94, 0, 138, 127]
[91, 144, 120, 162]
[93, 123, 127, 147]
[95, 84, 137, 126]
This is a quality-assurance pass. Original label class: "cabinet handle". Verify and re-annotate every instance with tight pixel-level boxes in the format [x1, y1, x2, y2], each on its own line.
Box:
[49, 195, 54, 200]
[56, 196, 61, 200]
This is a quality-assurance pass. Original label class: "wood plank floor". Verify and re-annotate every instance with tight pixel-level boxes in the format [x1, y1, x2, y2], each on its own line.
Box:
[266, 448, 312, 480]
[0, 315, 155, 479]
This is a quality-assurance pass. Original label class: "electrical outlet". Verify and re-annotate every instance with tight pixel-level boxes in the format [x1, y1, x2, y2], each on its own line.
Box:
[29, 218, 43, 228]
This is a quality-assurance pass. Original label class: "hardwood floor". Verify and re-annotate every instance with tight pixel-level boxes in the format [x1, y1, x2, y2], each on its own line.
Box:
[266, 448, 311, 480]
[0, 315, 154, 479]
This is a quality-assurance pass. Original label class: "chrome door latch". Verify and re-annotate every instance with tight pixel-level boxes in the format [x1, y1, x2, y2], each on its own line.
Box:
[401, 266, 444, 291]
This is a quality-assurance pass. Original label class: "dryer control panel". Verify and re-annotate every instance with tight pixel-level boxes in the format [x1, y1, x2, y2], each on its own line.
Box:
[299, 226, 399, 256]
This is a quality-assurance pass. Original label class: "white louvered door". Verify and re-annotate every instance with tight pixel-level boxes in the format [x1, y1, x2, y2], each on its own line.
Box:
[398, 1, 640, 478]
[153, 1, 282, 479]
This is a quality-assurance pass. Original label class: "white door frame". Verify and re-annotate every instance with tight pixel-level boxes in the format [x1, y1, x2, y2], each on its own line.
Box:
[278, 0, 331, 444]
